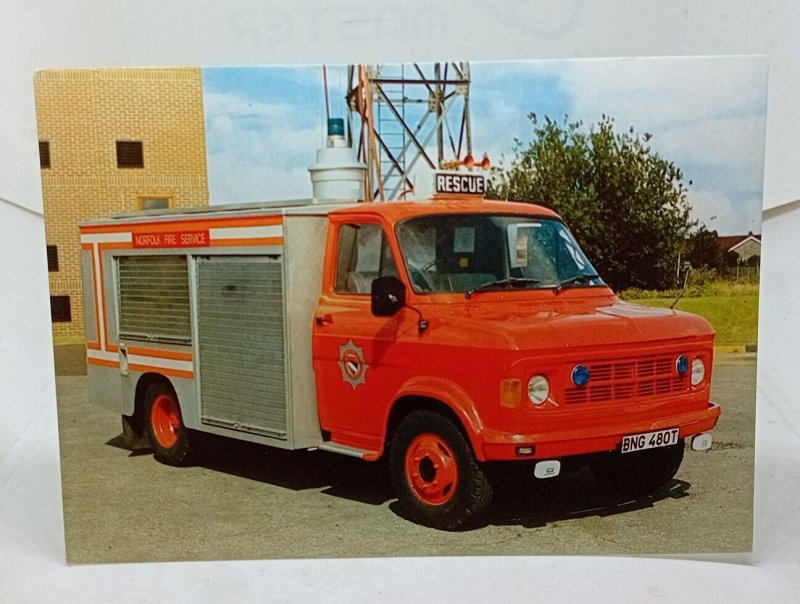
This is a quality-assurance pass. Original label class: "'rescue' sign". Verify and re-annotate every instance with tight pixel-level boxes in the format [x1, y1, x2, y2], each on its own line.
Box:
[133, 230, 210, 248]
[434, 172, 486, 196]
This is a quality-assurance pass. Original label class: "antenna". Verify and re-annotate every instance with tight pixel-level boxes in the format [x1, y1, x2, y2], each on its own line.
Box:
[671, 262, 693, 310]
[322, 65, 330, 122]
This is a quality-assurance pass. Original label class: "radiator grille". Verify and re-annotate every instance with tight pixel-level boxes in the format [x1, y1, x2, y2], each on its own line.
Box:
[564, 355, 689, 404]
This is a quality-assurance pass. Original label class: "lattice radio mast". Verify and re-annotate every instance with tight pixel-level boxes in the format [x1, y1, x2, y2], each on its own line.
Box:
[346, 62, 473, 201]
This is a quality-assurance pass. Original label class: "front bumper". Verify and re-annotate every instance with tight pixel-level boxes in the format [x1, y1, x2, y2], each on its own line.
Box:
[479, 402, 721, 461]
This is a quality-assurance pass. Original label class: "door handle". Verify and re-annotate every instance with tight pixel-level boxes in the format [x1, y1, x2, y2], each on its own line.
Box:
[315, 313, 334, 326]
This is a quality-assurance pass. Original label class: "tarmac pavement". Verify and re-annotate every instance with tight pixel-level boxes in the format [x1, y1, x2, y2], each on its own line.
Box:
[54, 353, 755, 563]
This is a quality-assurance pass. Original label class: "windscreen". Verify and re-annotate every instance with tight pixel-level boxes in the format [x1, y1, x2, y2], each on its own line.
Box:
[395, 214, 604, 294]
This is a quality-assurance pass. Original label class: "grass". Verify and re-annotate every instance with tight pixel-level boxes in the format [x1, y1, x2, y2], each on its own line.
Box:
[621, 278, 760, 300]
[621, 291, 759, 346]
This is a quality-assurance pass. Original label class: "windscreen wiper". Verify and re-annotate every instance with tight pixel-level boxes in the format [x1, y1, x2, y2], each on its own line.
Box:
[553, 273, 600, 295]
[465, 277, 541, 299]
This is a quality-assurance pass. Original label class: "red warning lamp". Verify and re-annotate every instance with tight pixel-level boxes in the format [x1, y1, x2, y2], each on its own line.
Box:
[441, 153, 491, 171]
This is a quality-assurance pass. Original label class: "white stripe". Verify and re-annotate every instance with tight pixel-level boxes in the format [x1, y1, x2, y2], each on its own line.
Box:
[210, 225, 283, 240]
[87, 348, 194, 373]
[128, 354, 194, 373]
[87, 349, 117, 363]
[81, 232, 133, 244]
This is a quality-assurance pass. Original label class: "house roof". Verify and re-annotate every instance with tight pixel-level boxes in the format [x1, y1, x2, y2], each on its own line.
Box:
[719, 232, 761, 253]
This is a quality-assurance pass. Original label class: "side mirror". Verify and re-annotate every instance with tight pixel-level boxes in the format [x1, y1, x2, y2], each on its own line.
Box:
[371, 276, 406, 317]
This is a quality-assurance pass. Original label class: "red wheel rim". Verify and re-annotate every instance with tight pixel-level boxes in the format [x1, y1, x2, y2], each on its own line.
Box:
[404, 433, 458, 506]
[151, 393, 181, 449]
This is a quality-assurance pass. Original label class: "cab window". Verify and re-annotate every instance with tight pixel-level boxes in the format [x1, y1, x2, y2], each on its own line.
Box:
[335, 223, 398, 294]
[396, 214, 603, 294]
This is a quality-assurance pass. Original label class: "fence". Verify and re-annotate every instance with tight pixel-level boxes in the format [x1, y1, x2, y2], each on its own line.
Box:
[721, 265, 760, 283]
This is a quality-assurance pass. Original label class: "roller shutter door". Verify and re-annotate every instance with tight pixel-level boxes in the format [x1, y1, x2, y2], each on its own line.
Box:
[196, 256, 287, 437]
[117, 255, 191, 342]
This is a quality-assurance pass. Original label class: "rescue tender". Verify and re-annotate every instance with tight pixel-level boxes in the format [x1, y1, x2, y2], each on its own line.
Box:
[80, 185, 719, 529]
[80, 120, 718, 529]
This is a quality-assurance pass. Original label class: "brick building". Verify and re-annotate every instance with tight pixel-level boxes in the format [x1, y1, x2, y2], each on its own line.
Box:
[35, 68, 210, 342]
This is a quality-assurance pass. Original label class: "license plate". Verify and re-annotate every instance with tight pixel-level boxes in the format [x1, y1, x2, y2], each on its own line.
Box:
[620, 428, 680, 454]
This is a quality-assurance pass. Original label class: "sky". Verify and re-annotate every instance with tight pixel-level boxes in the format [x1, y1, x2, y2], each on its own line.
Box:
[202, 57, 768, 235]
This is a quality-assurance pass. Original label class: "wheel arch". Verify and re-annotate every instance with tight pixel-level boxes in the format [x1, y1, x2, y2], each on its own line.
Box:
[382, 378, 486, 461]
[128, 372, 178, 437]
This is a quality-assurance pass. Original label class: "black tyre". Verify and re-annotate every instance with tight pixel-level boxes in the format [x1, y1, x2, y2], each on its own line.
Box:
[145, 382, 195, 466]
[590, 440, 685, 498]
[390, 410, 493, 530]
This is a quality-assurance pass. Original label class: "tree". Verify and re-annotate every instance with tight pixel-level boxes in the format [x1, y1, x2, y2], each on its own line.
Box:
[743, 254, 760, 268]
[684, 226, 727, 272]
[488, 114, 695, 290]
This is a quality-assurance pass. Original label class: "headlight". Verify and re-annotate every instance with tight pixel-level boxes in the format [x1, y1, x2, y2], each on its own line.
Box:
[527, 375, 550, 405]
[676, 355, 689, 375]
[691, 358, 706, 386]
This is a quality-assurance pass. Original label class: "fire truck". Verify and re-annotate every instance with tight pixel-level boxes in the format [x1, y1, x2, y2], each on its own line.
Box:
[80, 122, 719, 529]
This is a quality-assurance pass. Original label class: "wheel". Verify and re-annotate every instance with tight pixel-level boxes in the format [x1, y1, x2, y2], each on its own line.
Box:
[145, 382, 195, 466]
[390, 410, 493, 530]
[590, 440, 685, 498]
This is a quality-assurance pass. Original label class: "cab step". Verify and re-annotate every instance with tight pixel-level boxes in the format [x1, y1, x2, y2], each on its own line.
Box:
[317, 442, 373, 459]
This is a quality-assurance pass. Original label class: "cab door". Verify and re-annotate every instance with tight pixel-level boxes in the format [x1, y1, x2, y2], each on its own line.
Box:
[312, 217, 405, 452]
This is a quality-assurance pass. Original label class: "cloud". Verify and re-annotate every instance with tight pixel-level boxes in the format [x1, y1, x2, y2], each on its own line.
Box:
[659, 113, 766, 191]
[688, 188, 763, 235]
[204, 92, 295, 120]
[472, 57, 768, 165]
[471, 57, 768, 231]
[471, 94, 528, 168]
[204, 90, 326, 202]
[557, 58, 767, 184]
[203, 65, 350, 204]
[210, 162, 315, 203]
[559, 57, 768, 233]
[560, 57, 767, 130]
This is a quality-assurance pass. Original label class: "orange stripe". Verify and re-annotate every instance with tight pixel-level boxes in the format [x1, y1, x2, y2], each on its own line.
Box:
[97, 242, 133, 250]
[98, 246, 110, 352]
[128, 363, 194, 379]
[211, 236, 284, 248]
[88, 357, 118, 369]
[127, 346, 193, 361]
[81, 243, 93, 250]
[86, 342, 101, 350]
[81, 214, 283, 234]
